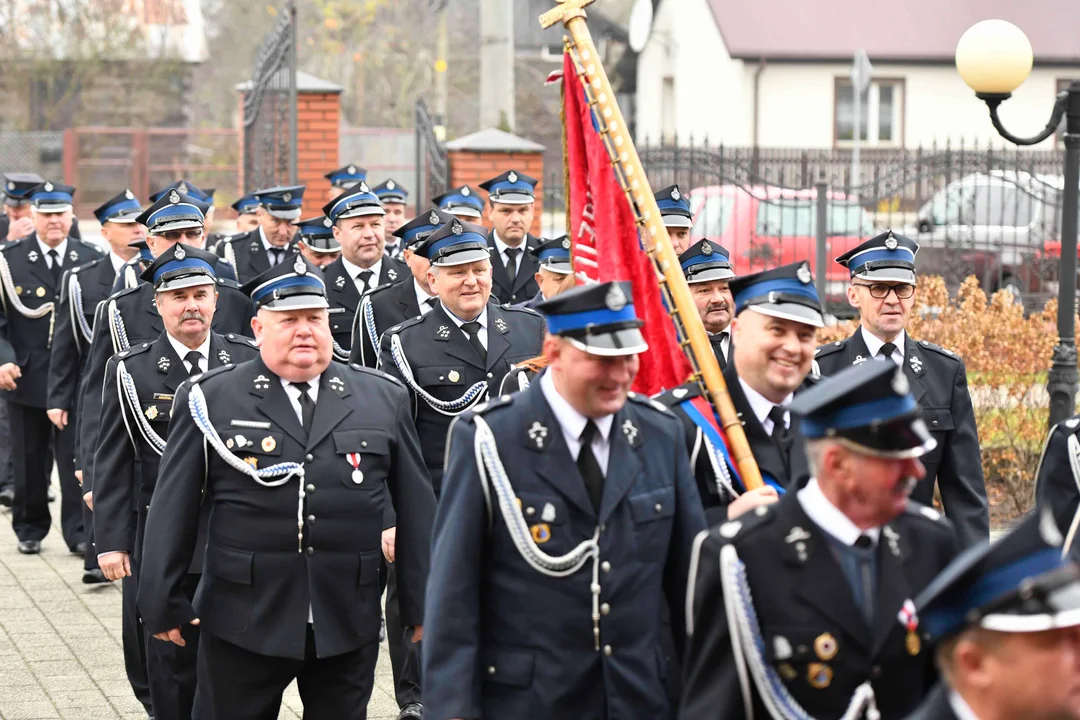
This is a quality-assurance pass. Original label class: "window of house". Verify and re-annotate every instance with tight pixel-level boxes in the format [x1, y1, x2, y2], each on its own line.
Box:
[835, 79, 904, 147]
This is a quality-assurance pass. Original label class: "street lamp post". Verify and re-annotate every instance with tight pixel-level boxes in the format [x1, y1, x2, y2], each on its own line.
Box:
[957, 20, 1080, 428]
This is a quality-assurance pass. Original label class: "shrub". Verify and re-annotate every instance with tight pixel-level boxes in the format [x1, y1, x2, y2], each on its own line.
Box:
[817, 276, 1063, 521]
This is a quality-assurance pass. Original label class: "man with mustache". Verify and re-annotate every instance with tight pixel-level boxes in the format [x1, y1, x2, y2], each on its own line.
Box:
[423, 281, 706, 720]
[480, 170, 541, 305]
[814, 231, 988, 548]
[682, 359, 960, 720]
[379, 218, 545, 499]
[137, 255, 435, 719]
[321, 182, 409, 362]
[216, 185, 304, 284]
[93, 244, 258, 720]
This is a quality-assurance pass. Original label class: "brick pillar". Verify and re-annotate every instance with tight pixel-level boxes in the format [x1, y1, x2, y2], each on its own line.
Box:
[445, 129, 546, 236]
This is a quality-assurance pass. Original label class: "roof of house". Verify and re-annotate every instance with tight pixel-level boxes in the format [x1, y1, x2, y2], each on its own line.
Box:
[704, 0, 1080, 64]
[445, 128, 546, 152]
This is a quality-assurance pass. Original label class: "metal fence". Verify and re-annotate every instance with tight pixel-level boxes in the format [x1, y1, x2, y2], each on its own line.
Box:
[414, 100, 449, 212]
[547, 141, 1070, 317]
[0, 132, 65, 180]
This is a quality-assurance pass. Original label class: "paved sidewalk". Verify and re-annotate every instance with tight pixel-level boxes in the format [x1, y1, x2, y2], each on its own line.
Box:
[0, 490, 401, 719]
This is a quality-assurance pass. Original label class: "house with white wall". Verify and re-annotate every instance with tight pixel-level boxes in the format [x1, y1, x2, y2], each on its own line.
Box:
[635, 0, 1080, 150]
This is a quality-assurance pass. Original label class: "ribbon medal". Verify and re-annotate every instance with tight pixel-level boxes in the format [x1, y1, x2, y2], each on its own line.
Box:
[346, 452, 364, 484]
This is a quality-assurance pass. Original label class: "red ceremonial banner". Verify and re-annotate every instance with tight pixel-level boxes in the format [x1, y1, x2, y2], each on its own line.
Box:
[562, 53, 691, 395]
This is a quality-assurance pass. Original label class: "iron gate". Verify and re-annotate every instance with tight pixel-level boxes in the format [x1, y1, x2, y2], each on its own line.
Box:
[241, 1, 298, 192]
[414, 100, 449, 211]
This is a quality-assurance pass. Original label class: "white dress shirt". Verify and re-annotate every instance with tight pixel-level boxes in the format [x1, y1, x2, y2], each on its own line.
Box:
[37, 237, 68, 270]
[260, 227, 290, 266]
[797, 477, 881, 547]
[414, 279, 438, 315]
[860, 326, 906, 367]
[540, 371, 613, 474]
[492, 230, 526, 276]
[443, 306, 489, 350]
[109, 252, 129, 275]
[737, 378, 792, 436]
[341, 255, 382, 296]
[165, 333, 212, 375]
[947, 691, 982, 720]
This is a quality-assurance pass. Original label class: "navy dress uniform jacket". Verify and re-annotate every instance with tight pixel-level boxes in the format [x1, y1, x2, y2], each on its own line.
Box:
[349, 278, 424, 368]
[815, 331, 989, 546]
[423, 385, 707, 720]
[215, 229, 299, 284]
[0, 235, 102, 408]
[487, 231, 540, 306]
[378, 301, 545, 495]
[93, 332, 259, 567]
[77, 279, 255, 493]
[1035, 416, 1080, 558]
[903, 685, 959, 720]
[322, 254, 408, 359]
[680, 492, 959, 720]
[137, 358, 437, 661]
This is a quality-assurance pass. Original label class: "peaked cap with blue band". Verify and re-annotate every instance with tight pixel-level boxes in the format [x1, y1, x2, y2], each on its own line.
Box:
[679, 239, 734, 283]
[129, 239, 154, 261]
[2, 173, 44, 207]
[325, 164, 367, 189]
[432, 185, 485, 218]
[789, 357, 935, 458]
[480, 169, 537, 205]
[292, 215, 341, 253]
[655, 184, 693, 228]
[149, 180, 214, 205]
[94, 189, 143, 225]
[417, 218, 491, 267]
[231, 193, 260, 215]
[393, 208, 456, 248]
[836, 230, 920, 284]
[537, 281, 648, 357]
[729, 261, 824, 328]
[372, 178, 408, 204]
[241, 254, 328, 312]
[29, 181, 75, 213]
[140, 243, 219, 293]
[913, 508, 1080, 642]
[135, 190, 209, 235]
[254, 185, 305, 221]
[323, 181, 385, 224]
[531, 236, 573, 275]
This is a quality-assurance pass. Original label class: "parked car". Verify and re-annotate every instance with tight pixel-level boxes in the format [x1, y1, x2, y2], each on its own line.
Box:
[688, 184, 874, 315]
[903, 170, 1063, 303]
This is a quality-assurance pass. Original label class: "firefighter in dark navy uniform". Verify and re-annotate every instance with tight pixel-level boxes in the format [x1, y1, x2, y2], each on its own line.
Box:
[479, 170, 541, 305]
[293, 215, 341, 269]
[423, 281, 707, 720]
[681, 359, 961, 720]
[371, 178, 409, 259]
[814, 231, 988, 547]
[94, 244, 259, 720]
[215, 185, 303, 284]
[137, 255, 436, 719]
[432, 184, 485, 224]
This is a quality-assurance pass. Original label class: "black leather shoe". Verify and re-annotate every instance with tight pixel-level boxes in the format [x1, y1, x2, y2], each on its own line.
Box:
[71, 541, 87, 555]
[0, 487, 13, 507]
[17, 540, 40, 554]
[398, 703, 423, 720]
[82, 569, 110, 585]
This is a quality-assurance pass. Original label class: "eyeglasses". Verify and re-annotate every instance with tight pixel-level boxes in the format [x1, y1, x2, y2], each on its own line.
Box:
[157, 229, 204, 242]
[853, 282, 916, 299]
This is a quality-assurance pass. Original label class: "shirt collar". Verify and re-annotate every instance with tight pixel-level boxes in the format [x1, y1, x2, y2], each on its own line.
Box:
[947, 691, 983, 720]
[414, 278, 436, 312]
[860, 326, 906, 361]
[540, 370, 614, 444]
[37, 236, 68, 261]
[738, 377, 792, 427]
[109, 252, 129, 273]
[165, 332, 211, 366]
[341, 254, 381, 281]
[443, 305, 487, 329]
[280, 374, 321, 400]
[492, 229, 525, 257]
[797, 477, 881, 546]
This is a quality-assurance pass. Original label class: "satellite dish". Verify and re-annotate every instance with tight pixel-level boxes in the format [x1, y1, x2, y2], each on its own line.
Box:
[628, 0, 653, 53]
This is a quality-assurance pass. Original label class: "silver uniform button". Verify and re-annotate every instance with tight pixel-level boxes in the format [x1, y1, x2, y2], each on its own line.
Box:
[601, 561, 611, 573]
[487, 666, 496, 675]
[603, 645, 612, 657]
[601, 603, 610, 616]
[305, 454, 314, 462]
[654, 503, 662, 513]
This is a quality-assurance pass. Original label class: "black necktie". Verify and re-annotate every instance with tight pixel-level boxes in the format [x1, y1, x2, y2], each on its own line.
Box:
[47, 249, 61, 283]
[357, 270, 374, 295]
[768, 405, 793, 470]
[292, 381, 315, 432]
[879, 342, 898, 360]
[505, 247, 522, 283]
[183, 351, 202, 377]
[578, 420, 605, 512]
[712, 331, 729, 370]
[853, 535, 877, 622]
[423, 297, 439, 311]
[461, 321, 486, 362]
[269, 247, 283, 266]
